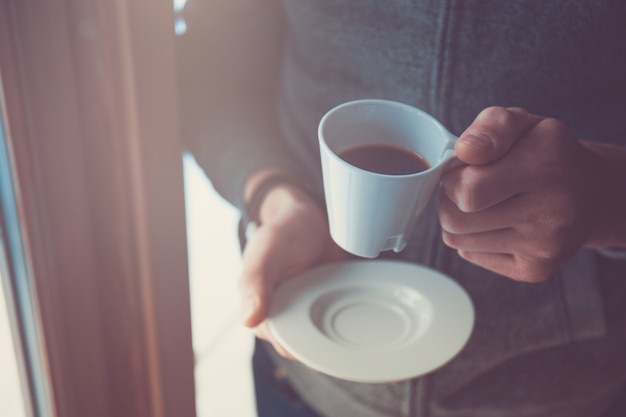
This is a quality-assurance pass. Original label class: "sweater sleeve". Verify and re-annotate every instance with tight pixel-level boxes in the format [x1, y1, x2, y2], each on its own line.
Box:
[176, 0, 302, 211]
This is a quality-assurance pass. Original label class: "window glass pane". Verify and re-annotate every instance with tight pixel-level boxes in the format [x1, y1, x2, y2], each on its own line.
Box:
[0, 77, 32, 417]
[0, 95, 44, 417]
[183, 154, 256, 417]
[0, 246, 28, 417]
[175, 1, 257, 414]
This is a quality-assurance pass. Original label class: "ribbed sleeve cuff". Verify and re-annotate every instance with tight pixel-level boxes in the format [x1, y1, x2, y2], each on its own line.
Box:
[595, 247, 626, 261]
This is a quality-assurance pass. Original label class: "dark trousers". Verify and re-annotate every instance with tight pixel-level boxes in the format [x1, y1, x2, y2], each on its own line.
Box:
[253, 339, 321, 417]
[252, 337, 626, 417]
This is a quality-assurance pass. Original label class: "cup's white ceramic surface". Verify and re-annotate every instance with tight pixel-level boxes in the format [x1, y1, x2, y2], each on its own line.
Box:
[318, 99, 461, 258]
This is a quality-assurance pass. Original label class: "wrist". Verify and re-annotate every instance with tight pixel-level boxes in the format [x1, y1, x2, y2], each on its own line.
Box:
[581, 140, 626, 250]
[242, 168, 321, 238]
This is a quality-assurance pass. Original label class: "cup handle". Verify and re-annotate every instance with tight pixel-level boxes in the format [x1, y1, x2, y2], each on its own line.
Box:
[440, 133, 466, 173]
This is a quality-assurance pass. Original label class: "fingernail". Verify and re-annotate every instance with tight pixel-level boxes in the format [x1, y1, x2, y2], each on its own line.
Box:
[460, 133, 493, 149]
[241, 295, 259, 323]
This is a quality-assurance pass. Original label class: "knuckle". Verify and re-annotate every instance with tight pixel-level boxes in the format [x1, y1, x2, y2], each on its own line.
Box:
[441, 230, 460, 248]
[451, 171, 483, 213]
[506, 106, 531, 115]
[534, 118, 575, 150]
[455, 190, 477, 213]
[537, 117, 568, 134]
[439, 208, 463, 233]
[442, 166, 487, 213]
[442, 168, 489, 214]
[438, 209, 452, 231]
[478, 106, 514, 125]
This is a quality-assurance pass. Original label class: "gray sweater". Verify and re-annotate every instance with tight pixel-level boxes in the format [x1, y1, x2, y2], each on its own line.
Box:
[179, 1, 626, 416]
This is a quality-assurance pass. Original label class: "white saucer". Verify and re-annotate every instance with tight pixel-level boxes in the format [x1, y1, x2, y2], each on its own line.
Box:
[268, 260, 474, 383]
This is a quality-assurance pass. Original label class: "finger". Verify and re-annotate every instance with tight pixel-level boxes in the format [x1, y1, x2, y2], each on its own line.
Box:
[438, 191, 531, 233]
[238, 227, 283, 328]
[442, 228, 521, 253]
[443, 227, 566, 265]
[239, 271, 267, 328]
[457, 250, 553, 283]
[440, 162, 530, 213]
[455, 107, 543, 166]
[456, 250, 517, 278]
[255, 322, 296, 360]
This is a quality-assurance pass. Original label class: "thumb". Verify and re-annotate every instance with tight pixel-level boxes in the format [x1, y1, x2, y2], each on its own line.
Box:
[238, 234, 276, 328]
[455, 106, 543, 165]
[239, 267, 271, 328]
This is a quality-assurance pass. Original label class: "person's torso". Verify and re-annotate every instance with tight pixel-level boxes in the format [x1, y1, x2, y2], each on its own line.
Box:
[271, 2, 626, 416]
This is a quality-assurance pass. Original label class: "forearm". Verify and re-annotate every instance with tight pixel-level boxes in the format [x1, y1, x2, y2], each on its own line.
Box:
[179, 0, 300, 209]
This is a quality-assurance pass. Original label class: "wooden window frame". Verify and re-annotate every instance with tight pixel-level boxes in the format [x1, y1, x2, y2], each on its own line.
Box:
[0, 0, 196, 416]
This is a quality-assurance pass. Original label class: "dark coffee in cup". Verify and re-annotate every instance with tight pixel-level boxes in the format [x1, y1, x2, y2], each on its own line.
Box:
[339, 144, 430, 175]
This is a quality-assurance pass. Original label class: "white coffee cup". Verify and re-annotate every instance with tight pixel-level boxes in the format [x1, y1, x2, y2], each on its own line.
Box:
[318, 99, 462, 258]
